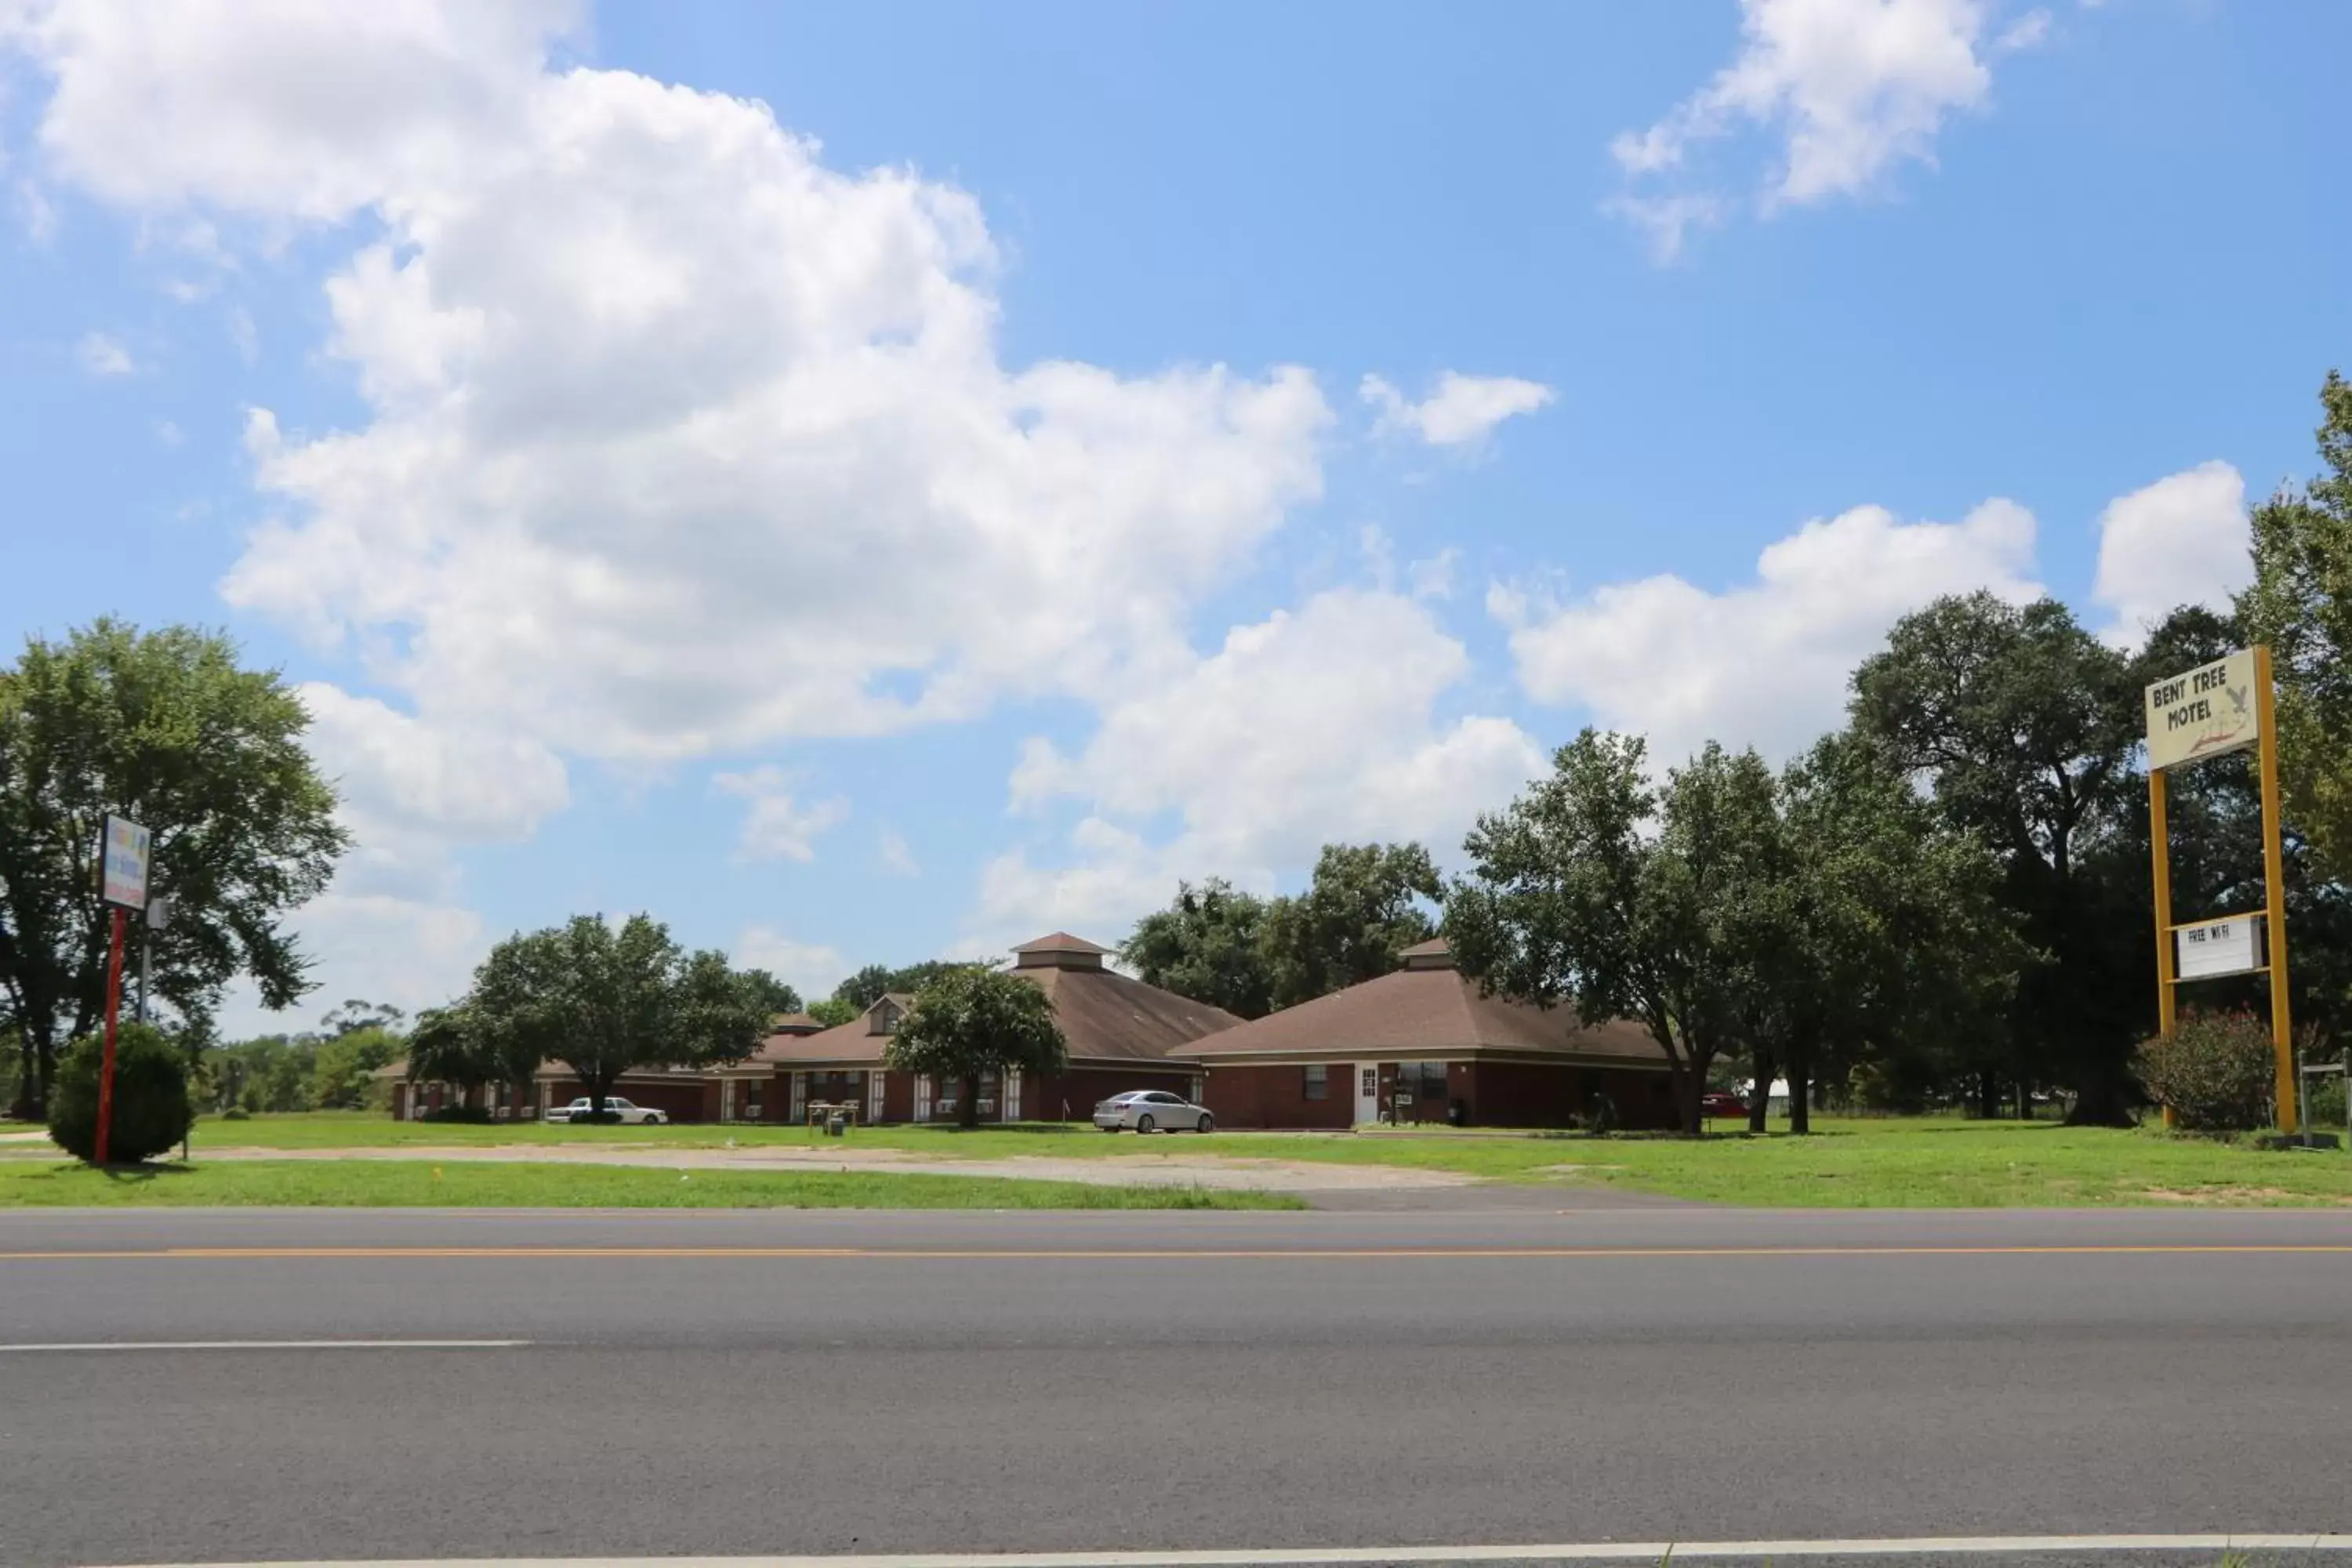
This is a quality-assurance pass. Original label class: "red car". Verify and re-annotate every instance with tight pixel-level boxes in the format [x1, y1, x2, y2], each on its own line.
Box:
[1701, 1091, 1750, 1120]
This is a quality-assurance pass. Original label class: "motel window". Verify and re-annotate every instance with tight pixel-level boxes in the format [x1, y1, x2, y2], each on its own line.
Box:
[1303, 1065, 1329, 1101]
[1396, 1062, 1447, 1099]
[808, 1071, 864, 1105]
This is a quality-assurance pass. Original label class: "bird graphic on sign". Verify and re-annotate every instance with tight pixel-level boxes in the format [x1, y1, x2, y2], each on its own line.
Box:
[2226, 683, 2249, 717]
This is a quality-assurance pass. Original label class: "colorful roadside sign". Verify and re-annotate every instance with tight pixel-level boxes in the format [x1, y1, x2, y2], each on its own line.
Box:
[99, 815, 151, 909]
[2143, 647, 2260, 771]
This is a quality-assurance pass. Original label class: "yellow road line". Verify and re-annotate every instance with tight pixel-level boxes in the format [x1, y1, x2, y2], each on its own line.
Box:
[2, 1243, 2350, 1261]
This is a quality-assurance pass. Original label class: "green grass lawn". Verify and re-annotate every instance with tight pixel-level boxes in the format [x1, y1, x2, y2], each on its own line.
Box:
[0, 1158, 1305, 1210]
[6, 1112, 2349, 1207]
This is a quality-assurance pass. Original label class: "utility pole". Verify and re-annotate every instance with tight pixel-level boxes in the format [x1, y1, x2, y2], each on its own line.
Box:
[137, 894, 169, 1024]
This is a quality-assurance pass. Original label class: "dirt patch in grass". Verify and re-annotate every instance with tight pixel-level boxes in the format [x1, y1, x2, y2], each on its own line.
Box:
[2140, 1185, 2352, 1206]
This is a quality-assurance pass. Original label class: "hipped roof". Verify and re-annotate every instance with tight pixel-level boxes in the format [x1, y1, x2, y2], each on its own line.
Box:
[753, 938, 1239, 1068]
[1188, 941, 1666, 1067]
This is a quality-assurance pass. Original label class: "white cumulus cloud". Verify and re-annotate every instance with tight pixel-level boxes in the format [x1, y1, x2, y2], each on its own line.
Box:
[2091, 460, 2249, 646]
[970, 589, 1544, 952]
[731, 924, 849, 1003]
[1361, 371, 1555, 448]
[1495, 496, 2045, 766]
[1609, 0, 2038, 256]
[75, 329, 133, 374]
[8, 0, 1332, 771]
[296, 680, 569, 909]
[213, 892, 490, 1038]
[713, 766, 850, 864]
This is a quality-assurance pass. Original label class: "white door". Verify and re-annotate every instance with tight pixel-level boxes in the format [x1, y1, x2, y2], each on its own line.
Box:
[915, 1074, 934, 1122]
[1355, 1062, 1380, 1125]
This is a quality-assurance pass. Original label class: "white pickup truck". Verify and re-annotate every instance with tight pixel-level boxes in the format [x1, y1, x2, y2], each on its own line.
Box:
[546, 1095, 668, 1125]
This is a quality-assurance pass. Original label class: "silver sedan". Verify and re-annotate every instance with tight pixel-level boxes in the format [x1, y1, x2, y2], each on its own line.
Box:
[1093, 1090, 1214, 1134]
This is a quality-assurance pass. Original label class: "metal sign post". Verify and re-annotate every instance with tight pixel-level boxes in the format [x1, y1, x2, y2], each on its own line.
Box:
[94, 815, 151, 1166]
[2142, 648, 2295, 1131]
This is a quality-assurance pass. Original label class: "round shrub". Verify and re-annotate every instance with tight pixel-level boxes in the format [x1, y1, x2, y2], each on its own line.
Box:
[2137, 1008, 2277, 1132]
[220, 1107, 251, 1122]
[48, 1023, 194, 1164]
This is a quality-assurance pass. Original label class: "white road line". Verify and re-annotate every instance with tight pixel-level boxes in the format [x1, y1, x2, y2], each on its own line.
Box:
[100, 1534, 2352, 1566]
[0, 1339, 530, 1352]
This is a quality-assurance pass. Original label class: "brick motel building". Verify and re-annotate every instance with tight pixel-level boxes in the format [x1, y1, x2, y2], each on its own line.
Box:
[388, 932, 1239, 1125]
[1190, 938, 1676, 1131]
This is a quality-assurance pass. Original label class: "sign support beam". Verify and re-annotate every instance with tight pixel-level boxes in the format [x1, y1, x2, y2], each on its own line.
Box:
[2255, 646, 2296, 1132]
[2148, 768, 2176, 1127]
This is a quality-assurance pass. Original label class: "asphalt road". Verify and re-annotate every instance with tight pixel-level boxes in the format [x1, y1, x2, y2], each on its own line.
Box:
[4, 1206, 2350, 1568]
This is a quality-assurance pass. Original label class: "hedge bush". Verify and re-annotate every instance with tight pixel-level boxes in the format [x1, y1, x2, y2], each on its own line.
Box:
[48, 1023, 194, 1164]
[2137, 1008, 2276, 1132]
[420, 1104, 494, 1124]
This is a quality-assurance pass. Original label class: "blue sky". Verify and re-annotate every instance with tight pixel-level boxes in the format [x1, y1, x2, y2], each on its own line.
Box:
[2, 0, 2345, 1033]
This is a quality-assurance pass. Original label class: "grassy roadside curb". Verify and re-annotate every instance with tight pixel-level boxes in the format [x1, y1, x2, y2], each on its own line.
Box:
[0, 1159, 1307, 1210]
[6, 1112, 2351, 1207]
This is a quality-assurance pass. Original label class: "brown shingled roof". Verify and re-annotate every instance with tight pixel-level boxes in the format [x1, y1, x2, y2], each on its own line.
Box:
[1017, 963, 1241, 1063]
[1189, 956, 1664, 1066]
[1014, 931, 1112, 956]
[747, 960, 1240, 1069]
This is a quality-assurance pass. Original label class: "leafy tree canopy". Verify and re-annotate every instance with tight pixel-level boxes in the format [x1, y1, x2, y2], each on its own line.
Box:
[1119, 877, 1275, 1019]
[2241, 369, 2352, 877]
[0, 619, 346, 1116]
[1849, 593, 2146, 1123]
[463, 913, 770, 1115]
[884, 966, 1068, 1127]
[1264, 841, 1442, 1009]
[1447, 731, 1769, 1132]
[831, 959, 969, 1014]
[319, 998, 406, 1038]
[739, 969, 805, 1020]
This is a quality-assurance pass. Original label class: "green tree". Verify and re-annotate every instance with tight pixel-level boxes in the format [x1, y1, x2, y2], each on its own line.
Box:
[1850, 593, 2146, 1123]
[1731, 733, 2025, 1133]
[1120, 878, 1276, 1018]
[0, 620, 347, 1117]
[2241, 371, 2352, 877]
[211, 1033, 316, 1113]
[884, 966, 1068, 1128]
[403, 1004, 498, 1100]
[1263, 842, 1443, 1009]
[805, 997, 858, 1028]
[1446, 732, 1769, 1134]
[319, 999, 406, 1037]
[0, 1022, 20, 1117]
[48, 1021, 192, 1164]
[310, 1024, 405, 1110]
[464, 913, 769, 1117]
[831, 959, 967, 1014]
[739, 969, 805, 1019]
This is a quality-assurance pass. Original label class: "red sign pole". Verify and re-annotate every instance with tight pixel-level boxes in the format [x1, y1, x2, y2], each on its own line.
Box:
[96, 906, 128, 1166]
